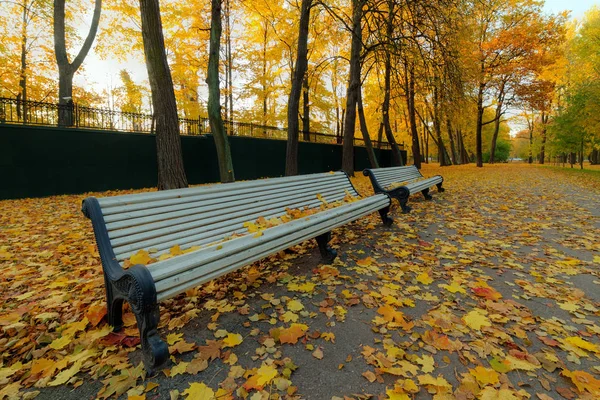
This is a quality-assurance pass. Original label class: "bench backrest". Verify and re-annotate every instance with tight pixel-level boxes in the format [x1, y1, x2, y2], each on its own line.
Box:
[363, 166, 423, 190]
[83, 171, 359, 265]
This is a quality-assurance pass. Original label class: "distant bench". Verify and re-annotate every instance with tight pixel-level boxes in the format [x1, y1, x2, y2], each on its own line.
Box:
[363, 165, 444, 213]
[82, 171, 392, 371]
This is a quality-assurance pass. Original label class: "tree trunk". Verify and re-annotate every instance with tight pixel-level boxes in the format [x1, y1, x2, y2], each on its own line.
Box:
[580, 139, 584, 169]
[528, 119, 534, 164]
[539, 111, 548, 164]
[285, 0, 311, 176]
[57, 70, 74, 126]
[457, 128, 469, 164]
[425, 123, 430, 163]
[302, 76, 310, 141]
[54, 0, 102, 125]
[432, 85, 450, 166]
[261, 19, 268, 128]
[341, 0, 363, 176]
[335, 106, 341, 143]
[20, 1, 27, 123]
[406, 65, 421, 169]
[225, 0, 233, 121]
[447, 120, 457, 165]
[381, 9, 403, 167]
[139, 0, 188, 189]
[357, 88, 379, 168]
[488, 80, 506, 164]
[208, 0, 234, 183]
[338, 107, 345, 144]
[475, 82, 485, 167]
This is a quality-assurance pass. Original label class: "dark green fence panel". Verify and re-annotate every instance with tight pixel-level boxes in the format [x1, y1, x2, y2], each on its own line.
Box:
[0, 125, 400, 199]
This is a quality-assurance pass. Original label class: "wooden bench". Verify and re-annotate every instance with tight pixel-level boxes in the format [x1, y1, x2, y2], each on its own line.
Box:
[363, 165, 444, 213]
[82, 171, 392, 371]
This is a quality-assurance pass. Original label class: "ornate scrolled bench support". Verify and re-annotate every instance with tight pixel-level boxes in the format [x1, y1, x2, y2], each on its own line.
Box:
[108, 266, 168, 372]
[388, 187, 411, 214]
[436, 181, 445, 192]
[82, 197, 168, 372]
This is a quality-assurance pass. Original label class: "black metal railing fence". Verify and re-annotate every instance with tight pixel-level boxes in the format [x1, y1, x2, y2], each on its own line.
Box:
[0, 97, 392, 149]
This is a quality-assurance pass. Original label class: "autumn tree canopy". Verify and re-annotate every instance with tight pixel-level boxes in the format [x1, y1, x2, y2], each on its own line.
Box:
[0, 0, 595, 167]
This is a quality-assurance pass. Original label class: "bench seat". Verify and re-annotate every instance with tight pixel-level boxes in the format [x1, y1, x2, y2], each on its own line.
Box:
[82, 171, 392, 371]
[363, 165, 444, 213]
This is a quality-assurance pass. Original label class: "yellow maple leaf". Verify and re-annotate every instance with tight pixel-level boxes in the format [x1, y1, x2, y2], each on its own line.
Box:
[281, 311, 299, 323]
[170, 361, 189, 377]
[182, 382, 215, 399]
[417, 374, 452, 391]
[463, 309, 492, 330]
[222, 333, 243, 348]
[287, 300, 304, 311]
[62, 318, 89, 337]
[48, 335, 72, 350]
[416, 272, 433, 285]
[377, 305, 406, 323]
[558, 301, 579, 312]
[399, 379, 419, 393]
[565, 336, 600, 353]
[169, 245, 183, 256]
[562, 369, 600, 394]
[356, 257, 375, 267]
[256, 363, 278, 386]
[386, 388, 410, 400]
[243, 221, 259, 233]
[417, 354, 435, 373]
[479, 387, 519, 400]
[48, 359, 83, 386]
[129, 250, 153, 266]
[287, 282, 316, 293]
[469, 365, 500, 385]
[504, 355, 540, 371]
[169, 340, 196, 354]
[439, 281, 466, 294]
[166, 333, 183, 346]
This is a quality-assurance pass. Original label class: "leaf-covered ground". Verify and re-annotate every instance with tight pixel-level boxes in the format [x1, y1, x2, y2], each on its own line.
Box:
[1, 164, 600, 400]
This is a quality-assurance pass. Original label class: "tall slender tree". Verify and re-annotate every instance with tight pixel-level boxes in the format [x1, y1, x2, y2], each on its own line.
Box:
[53, 0, 102, 125]
[341, 0, 364, 176]
[285, 0, 312, 176]
[139, 0, 188, 189]
[208, 0, 235, 182]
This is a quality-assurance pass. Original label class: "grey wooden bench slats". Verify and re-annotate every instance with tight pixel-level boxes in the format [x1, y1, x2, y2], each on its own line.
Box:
[82, 171, 392, 371]
[363, 165, 444, 213]
[106, 182, 357, 262]
[149, 195, 389, 300]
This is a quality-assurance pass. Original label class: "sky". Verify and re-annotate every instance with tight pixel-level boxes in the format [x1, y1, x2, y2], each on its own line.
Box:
[543, 0, 598, 18]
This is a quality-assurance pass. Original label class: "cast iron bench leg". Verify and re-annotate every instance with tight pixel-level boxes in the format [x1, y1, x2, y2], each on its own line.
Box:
[421, 188, 433, 200]
[107, 266, 169, 373]
[316, 232, 337, 262]
[436, 182, 445, 192]
[399, 198, 412, 214]
[378, 205, 394, 226]
[389, 188, 411, 214]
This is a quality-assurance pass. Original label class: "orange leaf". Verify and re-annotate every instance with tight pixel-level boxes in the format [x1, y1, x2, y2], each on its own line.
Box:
[278, 324, 308, 344]
[85, 304, 107, 327]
